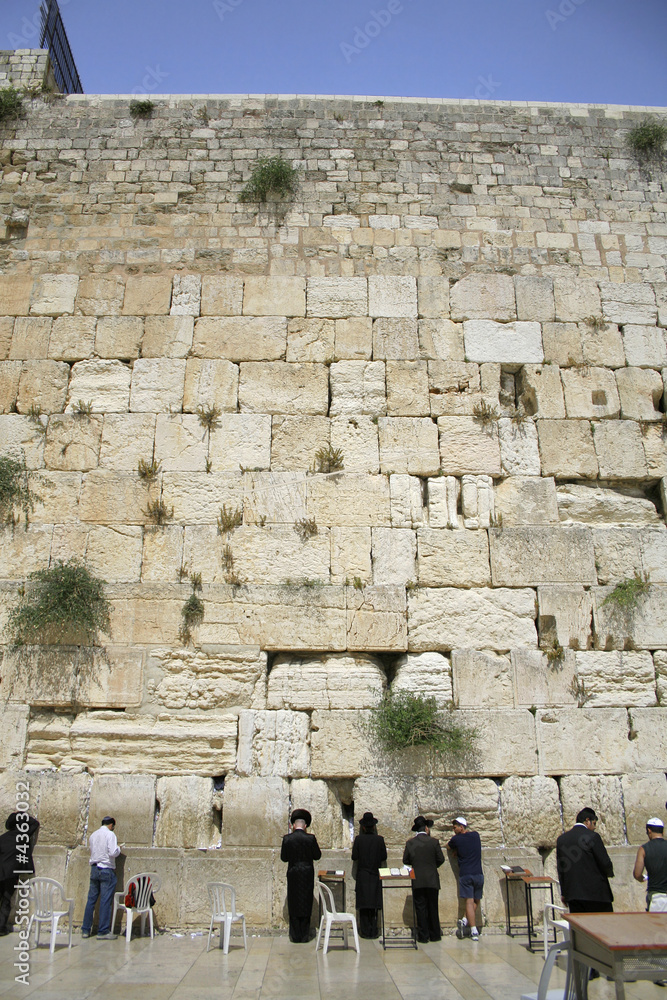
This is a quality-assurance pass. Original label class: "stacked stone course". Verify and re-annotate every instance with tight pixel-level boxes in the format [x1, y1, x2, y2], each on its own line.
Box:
[1, 77, 666, 929]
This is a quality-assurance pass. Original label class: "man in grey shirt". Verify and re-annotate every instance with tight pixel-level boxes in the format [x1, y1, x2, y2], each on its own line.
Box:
[82, 816, 122, 939]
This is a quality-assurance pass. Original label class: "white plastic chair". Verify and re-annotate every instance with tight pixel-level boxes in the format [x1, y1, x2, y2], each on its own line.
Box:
[315, 880, 360, 955]
[521, 939, 572, 1000]
[27, 877, 74, 954]
[543, 903, 570, 960]
[206, 882, 247, 954]
[111, 872, 160, 942]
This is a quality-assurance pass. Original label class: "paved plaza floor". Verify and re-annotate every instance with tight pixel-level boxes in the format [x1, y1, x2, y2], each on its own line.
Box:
[0, 928, 664, 1000]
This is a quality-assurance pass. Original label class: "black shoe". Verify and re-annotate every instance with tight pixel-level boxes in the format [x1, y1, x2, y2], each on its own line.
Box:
[0, 928, 9, 937]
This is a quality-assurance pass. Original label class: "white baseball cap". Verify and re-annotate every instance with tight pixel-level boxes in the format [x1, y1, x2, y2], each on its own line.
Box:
[647, 817, 665, 827]
[453, 816, 467, 826]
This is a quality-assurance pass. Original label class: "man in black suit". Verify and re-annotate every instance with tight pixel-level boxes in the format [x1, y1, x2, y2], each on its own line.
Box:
[403, 816, 444, 943]
[280, 809, 322, 943]
[556, 807, 614, 913]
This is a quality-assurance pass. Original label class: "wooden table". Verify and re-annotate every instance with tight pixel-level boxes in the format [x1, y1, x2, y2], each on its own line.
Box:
[380, 871, 417, 950]
[566, 912, 667, 1000]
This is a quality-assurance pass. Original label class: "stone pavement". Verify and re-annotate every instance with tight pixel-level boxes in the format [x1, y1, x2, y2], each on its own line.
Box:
[0, 929, 663, 1000]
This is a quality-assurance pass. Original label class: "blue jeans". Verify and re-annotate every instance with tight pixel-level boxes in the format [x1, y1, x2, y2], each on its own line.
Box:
[82, 866, 117, 935]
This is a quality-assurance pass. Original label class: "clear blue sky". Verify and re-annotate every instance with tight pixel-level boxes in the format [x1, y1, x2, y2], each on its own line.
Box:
[3, 0, 666, 105]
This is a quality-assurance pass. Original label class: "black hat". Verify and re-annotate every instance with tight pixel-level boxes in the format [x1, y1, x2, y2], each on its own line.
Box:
[360, 811, 379, 828]
[290, 809, 312, 826]
[411, 815, 434, 832]
[102, 816, 116, 826]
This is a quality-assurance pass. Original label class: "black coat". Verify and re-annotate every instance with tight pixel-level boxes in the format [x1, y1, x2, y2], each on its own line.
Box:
[280, 829, 322, 920]
[403, 834, 445, 890]
[352, 831, 387, 909]
[556, 824, 614, 904]
[0, 815, 40, 882]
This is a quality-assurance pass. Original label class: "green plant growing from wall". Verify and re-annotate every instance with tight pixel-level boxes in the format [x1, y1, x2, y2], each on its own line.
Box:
[72, 399, 93, 417]
[7, 560, 111, 645]
[179, 573, 204, 645]
[313, 444, 344, 474]
[472, 399, 499, 431]
[367, 690, 473, 757]
[0, 453, 40, 527]
[569, 674, 591, 708]
[627, 118, 667, 161]
[144, 498, 174, 525]
[294, 517, 318, 542]
[137, 457, 162, 482]
[240, 157, 299, 203]
[129, 99, 155, 119]
[601, 572, 650, 612]
[217, 504, 243, 535]
[197, 404, 221, 432]
[0, 88, 23, 124]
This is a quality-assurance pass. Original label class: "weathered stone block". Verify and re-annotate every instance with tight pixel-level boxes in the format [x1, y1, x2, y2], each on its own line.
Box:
[451, 649, 513, 707]
[392, 651, 453, 707]
[334, 316, 372, 360]
[43, 413, 102, 471]
[0, 359, 21, 412]
[515, 276, 555, 322]
[307, 277, 368, 318]
[142, 316, 194, 358]
[599, 281, 657, 326]
[330, 415, 379, 473]
[517, 364, 565, 419]
[593, 420, 647, 479]
[378, 416, 440, 476]
[391, 474, 424, 528]
[32, 471, 81, 523]
[368, 276, 417, 318]
[0, 318, 12, 361]
[553, 278, 601, 322]
[594, 584, 667, 649]
[290, 778, 349, 850]
[267, 652, 384, 711]
[79, 470, 158, 524]
[537, 419, 598, 478]
[512, 648, 577, 708]
[352, 777, 417, 846]
[86, 524, 144, 582]
[208, 413, 271, 471]
[494, 476, 559, 525]
[542, 322, 582, 366]
[561, 366, 620, 419]
[122, 275, 172, 315]
[307, 473, 391, 527]
[185, 523, 329, 585]
[418, 276, 449, 319]
[149, 645, 266, 712]
[490, 526, 596, 586]
[154, 413, 207, 471]
[537, 585, 593, 650]
[558, 483, 660, 526]
[48, 316, 96, 362]
[371, 527, 416, 585]
[574, 650, 656, 707]
[461, 474, 495, 529]
[155, 776, 217, 849]
[286, 318, 334, 362]
[537, 709, 632, 774]
[501, 776, 562, 848]
[438, 416, 501, 475]
[239, 361, 328, 415]
[559, 774, 625, 845]
[463, 320, 543, 364]
[417, 528, 490, 587]
[244, 471, 306, 524]
[141, 524, 183, 582]
[622, 324, 667, 368]
[10, 317, 51, 360]
[67, 360, 131, 412]
[164, 470, 243, 523]
[30, 274, 78, 316]
[221, 776, 289, 848]
[88, 774, 155, 846]
[616, 367, 663, 422]
[193, 316, 286, 361]
[408, 587, 537, 652]
[426, 360, 483, 417]
[34, 772, 90, 847]
[270, 415, 330, 471]
[330, 360, 386, 416]
[622, 773, 667, 845]
[425, 476, 458, 529]
[16, 360, 69, 414]
[170, 273, 201, 316]
[592, 527, 643, 584]
[243, 276, 305, 317]
[130, 359, 185, 412]
[0, 275, 32, 315]
[237, 709, 310, 777]
[450, 273, 516, 322]
[76, 275, 125, 316]
[386, 360, 430, 415]
[499, 418, 540, 476]
[346, 584, 407, 651]
[200, 276, 243, 316]
[372, 318, 419, 360]
[182, 357, 238, 413]
[0, 706, 28, 769]
[631, 708, 667, 773]
[98, 413, 155, 470]
[417, 777, 503, 845]
[418, 319, 465, 361]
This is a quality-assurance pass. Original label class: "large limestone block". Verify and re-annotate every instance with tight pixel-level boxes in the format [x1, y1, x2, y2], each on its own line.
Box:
[183, 523, 329, 586]
[130, 359, 185, 412]
[371, 527, 416, 585]
[79, 470, 158, 524]
[330, 415, 380, 474]
[32, 471, 81, 523]
[243, 276, 305, 317]
[221, 776, 289, 848]
[200, 276, 243, 316]
[142, 316, 194, 359]
[416, 777, 503, 845]
[183, 358, 238, 413]
[267, 652, 385, 711]
[307, 473, 390, 527]
[311, 710, 377, 778]
[593, 420, 647, 479]
[599, 281, 657, 326]
[386, 361, 430, 415]
[631, 709, 667, 773]
[122, 275, 172, 315]
[290, 778, 349, 850]
[417, 528, 490, 588]
[391, 474, 425, 528]
[0, 359, 21, 412]
[490, 526, 596, 586]
[155, 413, 207, 471]
[657, 283, 667, 328]
[141, 524, 183, 583]
[593, 584, 667, 650]
[657, 652, 667, 706]
[193, 316, 286, 361]
[346, 584, 408, 652]
[244, 471, 306, 524]
[0, 275, 32, 315]
[515, 276, 555, 322]
[48, 316, 96, 362]
[10, 317, 51, 360]
[34, 772, 90, 847]
[17, 360, 69, 414]
[378, 416, 440, 476]
[622, 773, 667, 845]
[557, 483, 662, 525]
[561, 367, 620, 419]
[88, 774, 155, 846]
[501, 776, 562, 848]
[237, 710, 310, 778]
[85, 524, 143, 582]
[330, 526, 372, 585]
[559, 775, 625, 845]
[181, 849, 274, 926]
[392, 652, 453, 707]
[0, 705, 28, 769]
[498, 418, 540, 476]
[574, 650, 656, 707]
[170, 273, 201, 316]
[517, 364, 565, 419]
[30, 274, 78, 316]
[68, 712, 238, 775]
[286, 318, 335, 362]
[451, 649, 513, 707]
[368, 276, 417, 319]
[592, 527, 643, 584]
[418, 319, 465, 361]
[66, 360, 131, 413]
[208, 413, 269, 472]
[98, 413, 155, 471]
[447, 710, 538, 778]
[334, 316, 372, 360]
[0, 523, 52, 578]
[79, 646, 144, 709]
[307, 277, 368, 318]
[537, 586, 593, 651]
[579, 320, 626, 369]
[43, 413, 103, 471]
[166, 471, 243, 524]
[537, 419, 598, 478]
[427, 361, 486, 418]
[512, 649, 577, 708]
[460, 473, 494, 531]
[270, 415, 329, 471]
[643, 424, 667, 478]
[372, 319, 419, 360]
[494, 477, 559, 526]
[408, 587, 537, 652]
[553, 278, 601, 322]
[75, 275, 125, 316]
[438, 416, 501, 476]
[463, 321, 543, 364]
[94, 316, 143, 360]
[418, 276, 449, 319]
[24, 710, 74, 769]
[106, 585, 183, 646]
[239, 362, 328, 415]
[537, 709, 632, 774]
[616, 367, 663, 421]
[330, 360, 386, 416]
[450, 273, 516, 322]
[352, 777, 417, 846]
[155, 776, 218, 849]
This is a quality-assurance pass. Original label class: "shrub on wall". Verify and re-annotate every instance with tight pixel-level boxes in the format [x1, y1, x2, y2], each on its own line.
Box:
[0, 87, 23, 124]
[7, 560, 111, 645]
[367, 689, 473, 758]
[240, 156, 299, 203]
[0, 453, 40, 527]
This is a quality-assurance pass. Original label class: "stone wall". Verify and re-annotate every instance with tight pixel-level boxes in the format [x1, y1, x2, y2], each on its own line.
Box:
[0, 78, 665, 928]
[0, 49, 57, 94]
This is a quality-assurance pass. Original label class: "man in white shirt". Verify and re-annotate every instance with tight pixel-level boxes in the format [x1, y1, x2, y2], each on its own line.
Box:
[82, 816, 121, 939]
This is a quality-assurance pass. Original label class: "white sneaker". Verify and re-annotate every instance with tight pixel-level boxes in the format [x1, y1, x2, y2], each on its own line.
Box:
[456, 917, 468, 939]
[470, 928, 479, 941]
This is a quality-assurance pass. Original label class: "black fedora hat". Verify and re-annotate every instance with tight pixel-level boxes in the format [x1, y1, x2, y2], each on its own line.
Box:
[411, 815, 434, 832]
[290, 809, 312, 826]
[360, 811, 379, 827]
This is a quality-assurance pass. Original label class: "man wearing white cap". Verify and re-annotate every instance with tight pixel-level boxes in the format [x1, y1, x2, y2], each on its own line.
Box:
[447, 817, 483, 941]
[633, 818, 667, 912]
